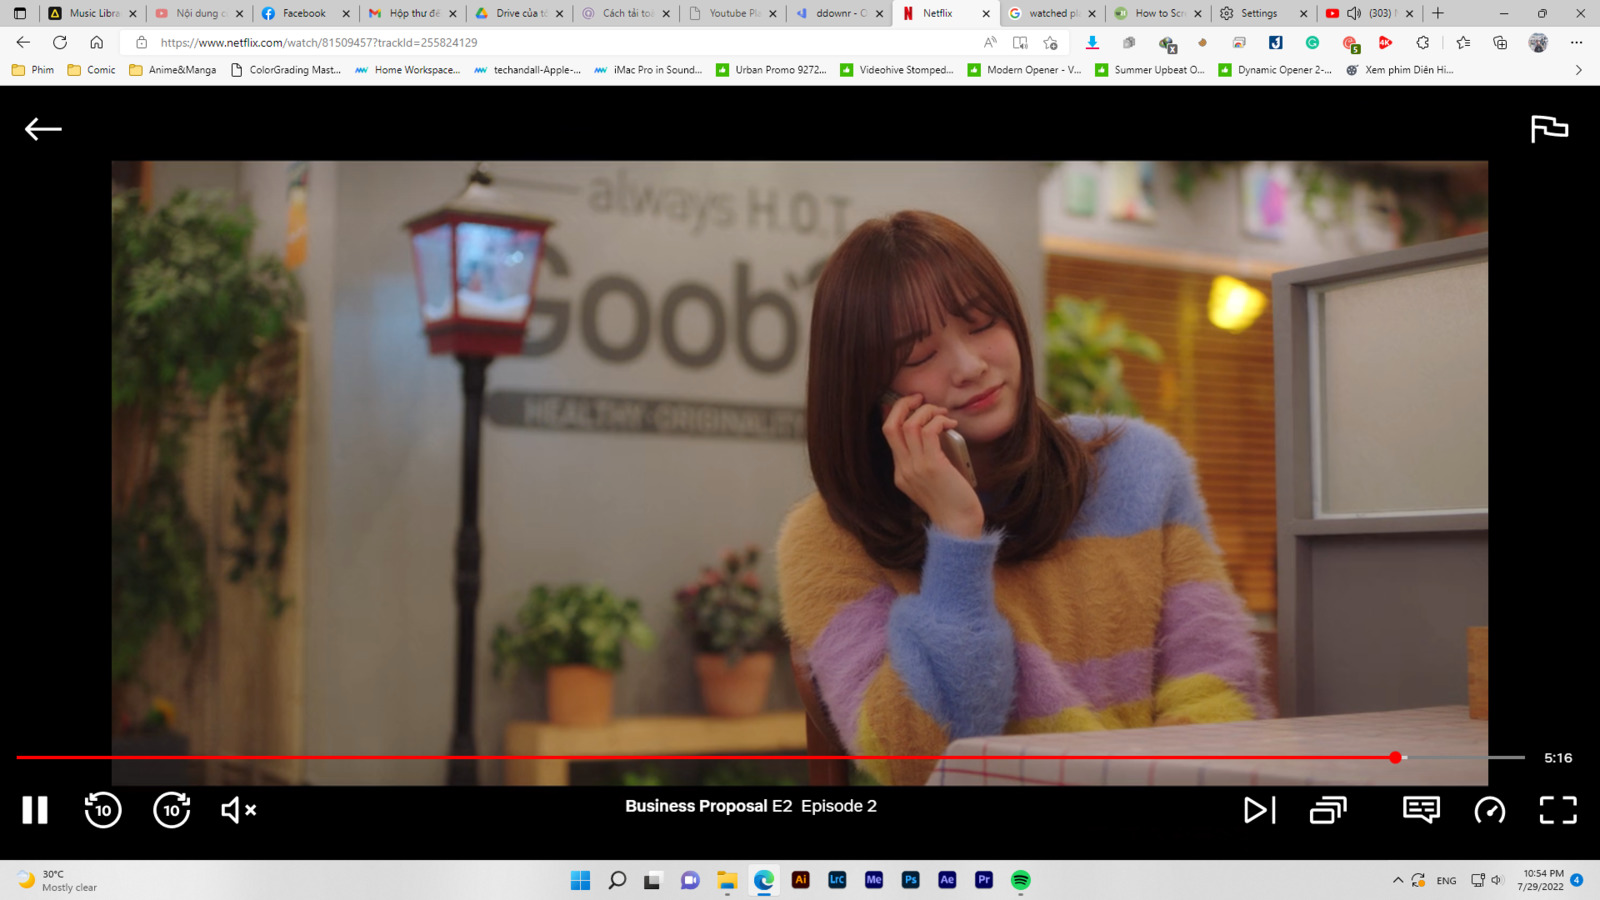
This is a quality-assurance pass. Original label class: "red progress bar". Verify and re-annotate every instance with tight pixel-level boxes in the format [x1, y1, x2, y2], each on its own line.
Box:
[20, 753, 1406, 763]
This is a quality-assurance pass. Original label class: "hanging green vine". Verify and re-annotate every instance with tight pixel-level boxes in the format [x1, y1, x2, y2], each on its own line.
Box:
[1172, 161, 1235, 204]
[112, 186, 304, 683]
[1166, 160, 1477, 248]
[225, 367, 297, 617]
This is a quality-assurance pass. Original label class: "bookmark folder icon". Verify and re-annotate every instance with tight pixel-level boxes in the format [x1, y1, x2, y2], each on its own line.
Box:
[68, 63, 80, 75]
[12, 63, 24, 75]
[129, 63, 143, 75]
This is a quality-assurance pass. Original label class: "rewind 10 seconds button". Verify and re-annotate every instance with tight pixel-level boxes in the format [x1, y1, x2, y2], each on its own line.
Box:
[1475, 796, 1506, 824]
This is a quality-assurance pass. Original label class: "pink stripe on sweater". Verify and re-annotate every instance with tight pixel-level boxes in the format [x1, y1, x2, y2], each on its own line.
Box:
[804, 584, 897, 753]
[1156, 581, 1271, 718]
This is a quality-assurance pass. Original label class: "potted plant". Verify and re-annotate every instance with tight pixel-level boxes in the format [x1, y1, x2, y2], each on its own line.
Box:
[1042, 296, 1164, 417]
[491, 582, 655, 726]
[112, 187, 303, 731]
[674, 544, 786, 717]
[110, 697, 202, 785]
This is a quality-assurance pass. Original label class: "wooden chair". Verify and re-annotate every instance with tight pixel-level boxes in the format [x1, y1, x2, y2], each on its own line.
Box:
[790, 646, 851, 786]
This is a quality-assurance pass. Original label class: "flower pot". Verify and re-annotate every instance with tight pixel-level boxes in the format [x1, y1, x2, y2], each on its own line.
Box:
[694, 651, 775, 717]
[111, 732, 200, 785]
[546, 664, 614, 726]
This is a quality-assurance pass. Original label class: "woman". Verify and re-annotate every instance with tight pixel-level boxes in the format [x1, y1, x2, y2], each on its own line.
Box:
[775, 210, 1272, 786]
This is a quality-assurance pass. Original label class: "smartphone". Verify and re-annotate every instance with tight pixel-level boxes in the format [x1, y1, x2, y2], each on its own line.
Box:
[880, 391, 978, 488]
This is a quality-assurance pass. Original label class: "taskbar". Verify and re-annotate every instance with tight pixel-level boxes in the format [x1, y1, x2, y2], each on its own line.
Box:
[2, 859, 1595, 898]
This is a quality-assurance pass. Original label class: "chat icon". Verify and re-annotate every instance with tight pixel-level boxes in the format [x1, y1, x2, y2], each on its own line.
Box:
[682, 871, 700, 889]
[1403, 796, 1442, 823]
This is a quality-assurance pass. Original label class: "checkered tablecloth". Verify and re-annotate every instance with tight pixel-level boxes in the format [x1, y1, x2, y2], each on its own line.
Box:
[927, 706, 1487, 786]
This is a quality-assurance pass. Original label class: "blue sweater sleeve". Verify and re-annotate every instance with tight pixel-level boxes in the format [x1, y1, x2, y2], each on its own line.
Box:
[883, 522, 1017, 739]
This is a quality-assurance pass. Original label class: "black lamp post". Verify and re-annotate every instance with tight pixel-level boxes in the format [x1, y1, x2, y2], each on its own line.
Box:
[403, 164, 554, 786]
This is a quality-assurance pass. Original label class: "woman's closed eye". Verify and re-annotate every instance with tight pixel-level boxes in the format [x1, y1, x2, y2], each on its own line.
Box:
[904, 320, 998, 367]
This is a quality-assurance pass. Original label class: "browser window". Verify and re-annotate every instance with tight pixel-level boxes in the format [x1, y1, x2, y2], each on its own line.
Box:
[4, 14, 1590, 898]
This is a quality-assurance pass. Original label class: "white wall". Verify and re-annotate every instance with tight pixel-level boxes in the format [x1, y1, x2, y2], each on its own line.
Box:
[150, 161, 240, 207]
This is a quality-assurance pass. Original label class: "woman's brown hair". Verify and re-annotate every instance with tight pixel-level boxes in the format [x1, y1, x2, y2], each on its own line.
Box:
[804, 210, 1119, 571]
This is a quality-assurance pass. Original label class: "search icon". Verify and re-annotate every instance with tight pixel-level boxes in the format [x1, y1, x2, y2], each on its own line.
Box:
[610, 872, 627, 890]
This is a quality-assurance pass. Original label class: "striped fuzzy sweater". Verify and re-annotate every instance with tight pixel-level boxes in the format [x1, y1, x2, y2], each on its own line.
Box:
[776, 415, 1272, 786]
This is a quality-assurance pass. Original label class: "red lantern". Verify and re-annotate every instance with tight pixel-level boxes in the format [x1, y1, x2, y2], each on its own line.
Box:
[402, 165, 554, 357]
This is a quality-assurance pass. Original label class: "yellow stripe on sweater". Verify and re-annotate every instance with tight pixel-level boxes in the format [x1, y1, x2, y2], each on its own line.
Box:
[1152, 672, 1256, 725]
[1162, 524, 1234, 591]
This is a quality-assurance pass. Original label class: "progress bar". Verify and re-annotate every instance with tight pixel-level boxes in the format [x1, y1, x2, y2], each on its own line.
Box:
[1401, 749, 1523, 755]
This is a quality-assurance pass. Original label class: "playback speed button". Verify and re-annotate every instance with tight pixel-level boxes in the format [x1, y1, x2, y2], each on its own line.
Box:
[1474, 796, 1506, 823]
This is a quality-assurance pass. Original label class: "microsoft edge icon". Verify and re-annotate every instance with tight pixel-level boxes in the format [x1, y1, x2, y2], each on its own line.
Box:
[750, 866, 779, 897]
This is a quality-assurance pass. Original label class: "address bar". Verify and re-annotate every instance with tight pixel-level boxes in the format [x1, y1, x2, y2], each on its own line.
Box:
[119, 28, 1050, 55]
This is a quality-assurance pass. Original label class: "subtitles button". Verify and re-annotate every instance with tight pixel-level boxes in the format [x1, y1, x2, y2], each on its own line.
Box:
[1403, 796, 1442, 823]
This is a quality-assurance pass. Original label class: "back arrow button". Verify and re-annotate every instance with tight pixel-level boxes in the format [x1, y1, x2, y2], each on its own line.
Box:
[25, 118, 64, 141]
[16, 35, 29, 47]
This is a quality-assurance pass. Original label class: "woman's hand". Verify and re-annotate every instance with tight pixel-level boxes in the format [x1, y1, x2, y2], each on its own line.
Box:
[881, 393, 985, 538]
